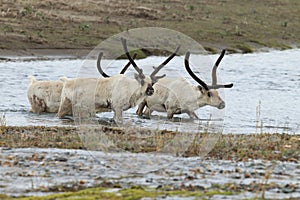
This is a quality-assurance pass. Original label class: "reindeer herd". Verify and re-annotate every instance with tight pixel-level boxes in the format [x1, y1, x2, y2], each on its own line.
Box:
[27, 38, 233, 124]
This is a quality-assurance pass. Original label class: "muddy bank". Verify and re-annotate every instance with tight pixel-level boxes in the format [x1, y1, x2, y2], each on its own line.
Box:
[0, 126, 299, 199]
[1, 0, 299, 55]
[0, 147, 299, 199]
[0, 126, 299, 161]
[0, 48, 92, 60]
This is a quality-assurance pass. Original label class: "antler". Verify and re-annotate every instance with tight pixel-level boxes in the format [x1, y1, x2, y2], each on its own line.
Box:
[184, 51, 233, 90]
[184, 51, 209, 91]
[97, 52, 138, 77]
[97, 52, 110, 78]
[120, 53, 137, 74]
[121, 37, 145, 78]
[210, 49, 233, 89]
[211, 49, 225, 85]
[150, 45, 180, 81]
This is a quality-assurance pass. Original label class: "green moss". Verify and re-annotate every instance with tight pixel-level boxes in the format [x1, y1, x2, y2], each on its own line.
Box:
[6, 186, 238, 200]
[117, 49, 147, 59]
[235, 44, 254, 53]
[203, 46, 217, 54]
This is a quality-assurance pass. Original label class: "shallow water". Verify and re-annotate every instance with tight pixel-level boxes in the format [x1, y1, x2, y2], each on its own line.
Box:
[0, 147, 299, 199]
[0, 49, 299, 134]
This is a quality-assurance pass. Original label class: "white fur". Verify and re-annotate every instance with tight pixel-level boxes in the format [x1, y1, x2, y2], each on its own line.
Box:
[137, 77, 225, 119]
[27, 76, 67, 114]
[57, 74, 153, 123]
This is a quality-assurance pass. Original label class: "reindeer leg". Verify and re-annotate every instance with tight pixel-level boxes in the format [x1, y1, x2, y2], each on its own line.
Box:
[136, 100, 146, 116]
[143, 108, 152, 119]
[57, 97, 72, 118]
[113, 109, 123, 124]
[167, 109, 174, 119]
[187, 111, 199, 119]
[32, 95, 46, 114]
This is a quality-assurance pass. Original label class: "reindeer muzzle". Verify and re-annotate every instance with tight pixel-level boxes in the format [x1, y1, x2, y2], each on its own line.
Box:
[146, 85, 154, 96]
[218, 101, 225, 109]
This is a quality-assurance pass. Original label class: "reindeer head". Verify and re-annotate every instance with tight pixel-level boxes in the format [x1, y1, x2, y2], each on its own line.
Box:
[121, 37, 179, 96]
[185, 50, 233, 109]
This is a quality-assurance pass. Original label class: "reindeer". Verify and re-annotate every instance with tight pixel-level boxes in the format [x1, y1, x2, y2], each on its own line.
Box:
[136, 50, 233, 119]
[27, 76, 64, 114]
[57, 38, 169, 123]
[27, 54, 137, 114]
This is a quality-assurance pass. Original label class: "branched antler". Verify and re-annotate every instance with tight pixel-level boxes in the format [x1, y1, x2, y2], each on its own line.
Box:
[184, 50, 233, 90]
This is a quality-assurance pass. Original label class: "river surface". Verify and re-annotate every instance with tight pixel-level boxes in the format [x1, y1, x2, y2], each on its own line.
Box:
[0, 49, 299, 134]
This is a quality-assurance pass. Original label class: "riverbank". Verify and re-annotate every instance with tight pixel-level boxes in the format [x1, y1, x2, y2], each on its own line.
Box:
[1, 0, 299, 57]
[0, 147, 299, 200]
[0, 125, 299, 199]
[1, 126, 299, 161]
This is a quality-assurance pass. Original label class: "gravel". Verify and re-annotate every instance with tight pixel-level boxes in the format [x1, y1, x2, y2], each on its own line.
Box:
[0, 147, 299, 199]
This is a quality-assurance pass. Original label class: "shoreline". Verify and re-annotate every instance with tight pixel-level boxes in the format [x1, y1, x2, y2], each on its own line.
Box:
[0, 125, 299, 162]
[0, 46, 299, 62]
[0, 48, 93, 61]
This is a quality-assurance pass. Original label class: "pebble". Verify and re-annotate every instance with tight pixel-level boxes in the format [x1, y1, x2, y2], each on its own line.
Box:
[54, 157, 68, 162]
[0, 147, 299, 200]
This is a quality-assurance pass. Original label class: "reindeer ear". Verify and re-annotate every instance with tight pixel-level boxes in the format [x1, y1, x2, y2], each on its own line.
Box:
[134, 73, 145, 86]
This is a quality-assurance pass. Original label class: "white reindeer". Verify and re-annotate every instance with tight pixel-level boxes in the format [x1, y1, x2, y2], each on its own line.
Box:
[57, 38, 167, 123]
[27, 76, 64, 114]
[136, 50, 233, 119]
[26, 54, 137, 114]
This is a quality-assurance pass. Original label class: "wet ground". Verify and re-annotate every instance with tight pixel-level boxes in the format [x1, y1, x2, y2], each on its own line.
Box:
[0, 147, 299, 199]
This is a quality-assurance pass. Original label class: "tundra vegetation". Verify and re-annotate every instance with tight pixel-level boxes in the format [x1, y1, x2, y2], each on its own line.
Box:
[1, 0, 299, 56]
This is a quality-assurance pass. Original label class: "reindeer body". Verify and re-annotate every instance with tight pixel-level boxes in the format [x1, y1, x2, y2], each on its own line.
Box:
[27, 76, 64, 114]
[137, 77, 225, 119]
[58, 74, 154, 122]
[137, 50, 233, 119]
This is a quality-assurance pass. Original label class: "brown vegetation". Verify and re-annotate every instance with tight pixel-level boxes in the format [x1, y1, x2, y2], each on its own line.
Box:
[1, 125, 299, 162]
[1, 0, 300, 56]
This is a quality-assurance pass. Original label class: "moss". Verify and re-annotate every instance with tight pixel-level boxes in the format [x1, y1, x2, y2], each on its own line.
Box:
[9, 186, 237, 200]
[13, 187, 118, 200]
[235, 44, 254, 53]
[203, 46, 217, 54]
[117, 49, 147, 59]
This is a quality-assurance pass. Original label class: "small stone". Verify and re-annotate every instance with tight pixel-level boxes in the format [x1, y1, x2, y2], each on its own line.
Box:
[282, 187, 295, 193]
[54, 157, 68, 162]
[244, 172, 251, 178]
[231, 173, 241, 179]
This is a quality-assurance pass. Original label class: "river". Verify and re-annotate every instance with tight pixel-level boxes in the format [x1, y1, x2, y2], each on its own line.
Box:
[0, 49, 299, 134]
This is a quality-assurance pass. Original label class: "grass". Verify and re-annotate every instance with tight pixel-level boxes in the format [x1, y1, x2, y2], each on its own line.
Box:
[0, 0, 299, 54]
[0, 185, 237, 200]
[0, 113, 6, 126]
[0, 125, 299, 162]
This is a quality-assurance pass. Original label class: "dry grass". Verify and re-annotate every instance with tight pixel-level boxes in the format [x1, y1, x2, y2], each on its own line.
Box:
[0, 0, 299, 54]
[0, 125, 299, 162]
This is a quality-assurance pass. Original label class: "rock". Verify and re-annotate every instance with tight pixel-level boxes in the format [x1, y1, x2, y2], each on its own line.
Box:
[244, 172, 251, 178]
[54, 157, 68, 162]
